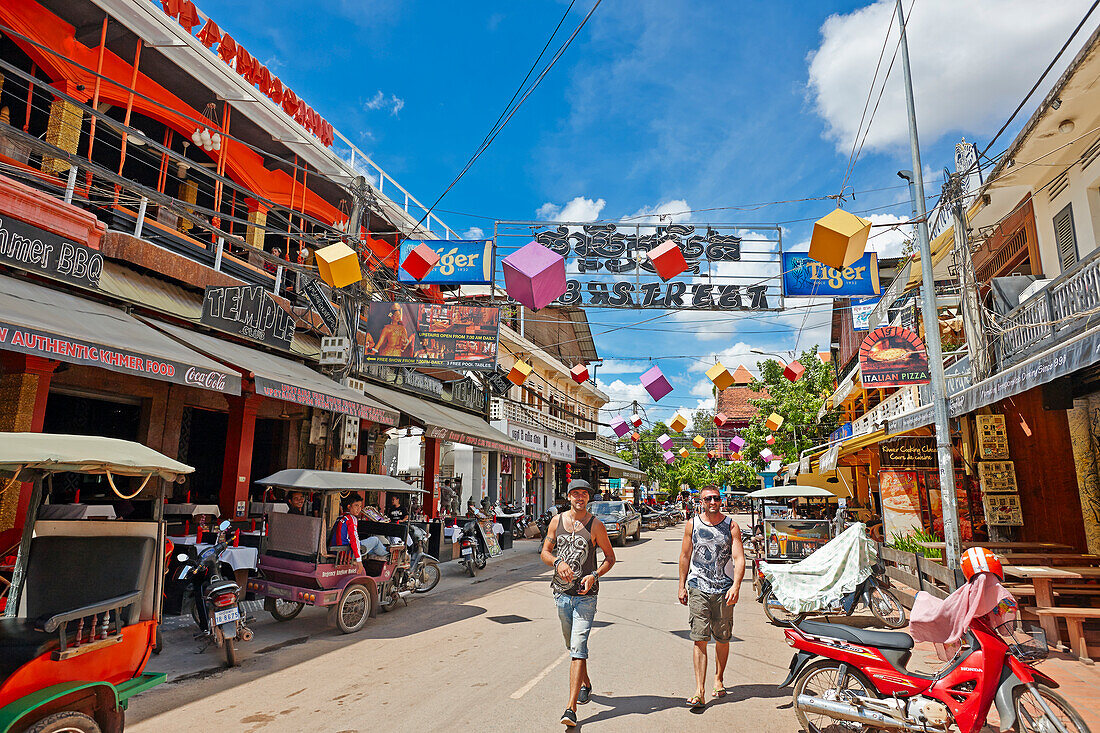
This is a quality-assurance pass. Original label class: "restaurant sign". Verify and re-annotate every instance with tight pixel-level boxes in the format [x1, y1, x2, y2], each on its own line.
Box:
[301, 278, 340, 336]
[202, 285, 295, 349]
[423, 425, 545, 461]
[253, 375, 396, 425]
[878, 436, 936, 469]
[492, 419, 576, 462]
[858, 326, 930, 387]
[781, 251, 880, 297]
[0, 216, 103, 288]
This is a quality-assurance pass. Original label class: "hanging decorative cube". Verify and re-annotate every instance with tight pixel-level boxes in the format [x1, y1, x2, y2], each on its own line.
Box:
[766, 413, 784, 431]
[663, 450, 676, 464]
[766, 434, 776, 445]
[630, 413, 643, 428]
[501, 241, 567, 311]
[315, 242, 362, 288]
[669, 412, 689, 433]
[640, 365, 673, 401]
[507, 360, 533, 386]
[610, 416, 630, 437]
[729, 435, 745, 453]
[705, 362, 735, 391]
[678, 447, 689, 458]
[808, 208, 872, 270]
[400, 242, 440, 280]
[692, 435, 705, 449]
[759, 448, 775, 462]
[647, 239, 688, 281]
[570, 363, 589, 384]
[657, 434, 673, 451]
[731, 452, 742, 461]
[714, 412, 728, 427]
[631, 431, 641, 442]
[783, 360, 805, 382]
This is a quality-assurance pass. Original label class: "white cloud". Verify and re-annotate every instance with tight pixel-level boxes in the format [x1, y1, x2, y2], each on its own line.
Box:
[365, 90, 405, 116]
[596, 378, 650, 408]
[689, 341, 756, 372]
[690, 378, 715, 398]
[808, 0, 1092, 153]
[536, 196, 606, 222]
[594, 359, 639, 375]
[865, 213, 912, 257]
[462, 226, 485, 240]
[623, 199, 692, 228]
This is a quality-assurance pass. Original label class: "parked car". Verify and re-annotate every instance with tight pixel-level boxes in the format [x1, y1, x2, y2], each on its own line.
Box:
[637, 504, 663, 530]
[587, 500, 642, 546]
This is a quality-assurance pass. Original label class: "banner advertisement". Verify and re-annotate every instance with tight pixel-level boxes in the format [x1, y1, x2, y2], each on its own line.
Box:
[360, 302, 499, 371]
[879, 470, 923, 539]
[763, 519, 833, 561]
[851, 297, 880, 331]
[859, 326, 931, 387]
[495, 221, 782, 311]
[781, 251, 880, 298]
[0, 215, 104, 288]
[925, 472, 979, 541]
[397, 240, 493, 284]
[202, 285, 295, 349]
[253, 375, 396, 424]
[878, 437, 936, 469]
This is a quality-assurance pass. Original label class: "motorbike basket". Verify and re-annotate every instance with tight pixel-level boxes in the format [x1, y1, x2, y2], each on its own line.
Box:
[995, 620, 1048, 661]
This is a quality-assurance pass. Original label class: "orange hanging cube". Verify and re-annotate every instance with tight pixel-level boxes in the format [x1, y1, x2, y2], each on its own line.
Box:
[400, 242, 440, 280]
[766, 435, 776, 445]
[678, 447, 689, 458]
[315, 242, 362, 288]
[692, 435, 705, 449]
[669, 412, 689, 433]
[705, 362, 735, 391]
[783, 360, 805, 382]
[808, 208, 872, 270]
[507, 360, 533, 386]
[631, 431, 641, 442]
[766, 412, 784, 431]
[647, 239, 688, 281]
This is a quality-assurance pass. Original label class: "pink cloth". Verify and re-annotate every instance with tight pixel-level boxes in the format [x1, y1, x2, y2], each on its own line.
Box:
[910, 573, 1018, 656]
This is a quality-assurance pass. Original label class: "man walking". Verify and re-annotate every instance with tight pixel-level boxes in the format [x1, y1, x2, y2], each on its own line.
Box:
[678, 484, 745, 710]
[541, 479, 616, 727]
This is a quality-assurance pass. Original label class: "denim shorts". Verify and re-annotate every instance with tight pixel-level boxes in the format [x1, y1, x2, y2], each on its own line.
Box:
[555, 593, 597, 659]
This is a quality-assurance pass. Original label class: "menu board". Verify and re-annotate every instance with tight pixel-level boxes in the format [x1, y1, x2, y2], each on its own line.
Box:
[983, 494, 1024, 526]
[763, 520, 833, 561]
[879, 470, 923, 539]
[978, 461, 1017, 494]
[478, 519, 503, 557]
[976, 415, 1010, 459]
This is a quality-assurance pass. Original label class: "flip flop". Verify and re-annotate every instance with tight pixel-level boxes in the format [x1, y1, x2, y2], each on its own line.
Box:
[713, 685, 727, 698]
[688, 694, 706, 711]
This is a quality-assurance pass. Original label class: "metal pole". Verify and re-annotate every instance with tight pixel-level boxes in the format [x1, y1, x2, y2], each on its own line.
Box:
[895, 0, 962, 569]
[946, 171, 989, 381]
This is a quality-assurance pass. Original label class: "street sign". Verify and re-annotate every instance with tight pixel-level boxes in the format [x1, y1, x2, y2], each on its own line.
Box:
[302, 278, 340, 335]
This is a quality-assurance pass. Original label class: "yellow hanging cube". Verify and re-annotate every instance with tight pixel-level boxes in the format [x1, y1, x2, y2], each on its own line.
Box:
[692, 435, 705, 449]
[669, 412, 689, 433]
[507, 360, 533, 386]
[705, 362, 735, 391]
[766, 412, 784, 431]
[808, 208, 871, 270]
[678, 447, 689, 458]
[315, 242, 362, 288]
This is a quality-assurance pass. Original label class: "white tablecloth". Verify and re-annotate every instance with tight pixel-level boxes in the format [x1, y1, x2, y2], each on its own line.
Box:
[250, 502, 288, 515]
[167, 536, 258, 571]
[39, 504, 117, 520]
[164, 503, 221, 517]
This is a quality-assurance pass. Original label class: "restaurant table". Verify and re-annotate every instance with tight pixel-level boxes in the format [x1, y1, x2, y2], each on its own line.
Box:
[1002, 565, 1088, 640]
[38, 504, 117, 520]
[167, 535, 259, 591]
[992, 553, 1100, 565]
[919, 541, 1074, 552]
[163, 503, 221, 517]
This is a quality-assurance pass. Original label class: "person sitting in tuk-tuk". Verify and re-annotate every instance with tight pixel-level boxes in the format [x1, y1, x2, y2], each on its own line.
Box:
[331, 494, 388, 562]
[386, 494, 407, 523]
[287, 491, 309, 515]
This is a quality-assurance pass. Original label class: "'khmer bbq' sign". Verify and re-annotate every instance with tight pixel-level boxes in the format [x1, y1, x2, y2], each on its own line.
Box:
[0, 216, 103, 288]
[202, 285, 295, 349]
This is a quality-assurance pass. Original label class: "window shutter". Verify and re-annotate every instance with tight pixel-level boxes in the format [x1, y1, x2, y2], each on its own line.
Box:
[1053, 204, 1078, 272]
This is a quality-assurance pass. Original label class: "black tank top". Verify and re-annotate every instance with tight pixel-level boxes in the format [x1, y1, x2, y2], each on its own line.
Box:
[550, 513, 598, 597]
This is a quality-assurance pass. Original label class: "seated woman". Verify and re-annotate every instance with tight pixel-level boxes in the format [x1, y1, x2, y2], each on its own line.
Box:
[331, 494, 389, 561]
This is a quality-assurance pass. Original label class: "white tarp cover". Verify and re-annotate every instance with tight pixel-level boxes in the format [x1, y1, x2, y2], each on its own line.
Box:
[747, 485, 835, 499]
[762, 523, 877, 614]
[0, 432, 193, 480]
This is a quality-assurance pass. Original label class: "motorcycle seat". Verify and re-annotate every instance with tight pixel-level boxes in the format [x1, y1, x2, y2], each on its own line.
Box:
[798, 619, 913, 651]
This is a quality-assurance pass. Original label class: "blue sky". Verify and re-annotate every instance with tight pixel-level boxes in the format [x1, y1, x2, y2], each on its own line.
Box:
[199, 0, 1093, 423]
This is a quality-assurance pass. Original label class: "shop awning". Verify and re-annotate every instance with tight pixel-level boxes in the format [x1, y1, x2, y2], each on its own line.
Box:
[0, 273, 240, 394]
[358, 381, 547, 460]
[146, 319, 398, 425]
[887, 324, 1100, 435]
[578, 444, 646, 481]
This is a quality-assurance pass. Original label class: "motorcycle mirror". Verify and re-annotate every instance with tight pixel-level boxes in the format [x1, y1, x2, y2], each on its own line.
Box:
[176, 552, 190, 562]
[219, 519, 231, 531]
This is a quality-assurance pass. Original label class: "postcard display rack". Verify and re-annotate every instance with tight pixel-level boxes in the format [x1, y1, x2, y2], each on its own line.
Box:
[975, 415, 1022, 526]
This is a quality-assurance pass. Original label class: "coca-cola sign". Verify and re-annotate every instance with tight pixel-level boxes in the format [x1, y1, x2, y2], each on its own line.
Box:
[185, 366, 229, 392]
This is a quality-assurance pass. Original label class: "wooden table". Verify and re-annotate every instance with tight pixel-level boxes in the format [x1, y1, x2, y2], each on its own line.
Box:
[993, 553, 1100, 565]
[919, 541, 1075, 552]
[1002, 565, 1085, 640]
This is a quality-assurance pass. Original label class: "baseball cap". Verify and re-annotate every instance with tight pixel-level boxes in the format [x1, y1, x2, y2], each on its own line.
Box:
[567, 479, 593, 497]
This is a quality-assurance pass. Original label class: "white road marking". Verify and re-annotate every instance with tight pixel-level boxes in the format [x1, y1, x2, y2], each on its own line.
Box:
[638, 573, 664, 595]
[509, 628, 601, 700]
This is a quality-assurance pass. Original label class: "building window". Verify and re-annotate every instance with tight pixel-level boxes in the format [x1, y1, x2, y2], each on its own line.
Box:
[1053, 203, 1079, 272]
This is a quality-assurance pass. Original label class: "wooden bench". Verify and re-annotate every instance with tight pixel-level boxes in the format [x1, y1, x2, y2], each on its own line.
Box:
[1034, 608, 1100, 664]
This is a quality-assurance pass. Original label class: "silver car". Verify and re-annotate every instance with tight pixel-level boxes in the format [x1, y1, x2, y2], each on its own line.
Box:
[588, 500, 642, 546]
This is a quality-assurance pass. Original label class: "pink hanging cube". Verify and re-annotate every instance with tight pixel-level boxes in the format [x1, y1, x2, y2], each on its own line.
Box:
[640, 365, 672, 401]
[729, 436, 745, 453]
[784, 360, 805, 382]
[647, 239, 688, 281]
[766, 435, 776, 445]
[400, 242, 440, 280]
[714, 412, 728, 427]
[663, 450, 676, 464]
[502, 241, 567, 311]
[630, 413, 642, 427]
[570, 363, 589, 383]
[759, 448, 775, 462]
[657, 434, 672, 451]
[610, 416, 630, 437]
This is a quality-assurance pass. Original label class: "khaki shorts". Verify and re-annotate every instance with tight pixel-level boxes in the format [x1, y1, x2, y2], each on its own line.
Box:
[688, 587, 734, 642]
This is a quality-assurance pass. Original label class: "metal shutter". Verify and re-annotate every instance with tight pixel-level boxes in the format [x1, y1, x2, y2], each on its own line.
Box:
[1053, 203, 1078, 272]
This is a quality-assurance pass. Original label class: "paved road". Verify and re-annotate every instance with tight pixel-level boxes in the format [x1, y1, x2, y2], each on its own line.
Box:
[130, 519, 800, 732]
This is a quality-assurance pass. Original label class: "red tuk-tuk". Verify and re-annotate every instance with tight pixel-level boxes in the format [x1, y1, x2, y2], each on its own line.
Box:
[246, 469, 426, 633]
[0, 432, 193, 732]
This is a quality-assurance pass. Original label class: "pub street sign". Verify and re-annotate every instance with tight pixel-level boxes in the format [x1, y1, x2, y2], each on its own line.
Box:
[202, 285, 295, 349]
[495, 221, 782, 311]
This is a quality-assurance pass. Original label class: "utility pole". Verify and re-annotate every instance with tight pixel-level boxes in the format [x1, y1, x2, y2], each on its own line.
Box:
[895, 0, 962, 568]
[946, 170, 990, 382]
[631, 399, 641, 505]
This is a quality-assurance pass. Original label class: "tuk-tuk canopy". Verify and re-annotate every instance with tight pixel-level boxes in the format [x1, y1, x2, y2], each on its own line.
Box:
[0, 432, 193, 481]
[256, 469, 424, 494]
[746, 485, 835, 499]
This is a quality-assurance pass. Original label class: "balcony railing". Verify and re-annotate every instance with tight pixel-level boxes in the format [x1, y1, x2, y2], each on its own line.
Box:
[994, 244, 1100, 368]
[490, 398, 591, 439]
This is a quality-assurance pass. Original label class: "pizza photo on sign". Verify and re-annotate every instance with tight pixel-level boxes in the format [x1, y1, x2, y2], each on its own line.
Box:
[858, 326, 931, 387]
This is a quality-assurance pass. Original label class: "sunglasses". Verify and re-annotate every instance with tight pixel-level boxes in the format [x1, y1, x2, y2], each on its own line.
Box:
[701, 496, 721, 502]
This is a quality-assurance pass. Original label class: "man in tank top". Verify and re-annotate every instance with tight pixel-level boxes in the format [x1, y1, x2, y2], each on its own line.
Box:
[678, 484, 745, 710]
[541, 479, 616, 727]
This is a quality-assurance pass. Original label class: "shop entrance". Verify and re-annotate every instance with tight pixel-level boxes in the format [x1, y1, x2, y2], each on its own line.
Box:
[250, 418, 288, 497]
[181, 407, 227, 506]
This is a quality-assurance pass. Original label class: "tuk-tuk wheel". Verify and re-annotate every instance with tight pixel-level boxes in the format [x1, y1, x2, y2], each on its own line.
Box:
[26, 711, 101, 733]
[332, 584, 371, 633]
[268, 599, 305, 621]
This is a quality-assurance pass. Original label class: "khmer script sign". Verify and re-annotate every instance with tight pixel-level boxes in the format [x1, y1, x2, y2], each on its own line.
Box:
[494, 222, 782, 311]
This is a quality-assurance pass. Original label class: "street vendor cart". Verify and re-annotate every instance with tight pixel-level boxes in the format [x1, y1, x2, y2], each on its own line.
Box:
[0, 432, 192, 733]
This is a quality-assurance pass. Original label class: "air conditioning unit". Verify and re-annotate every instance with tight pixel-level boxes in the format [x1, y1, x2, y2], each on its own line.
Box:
[340, 415, 361, 459]
[319, 337, 350, 366]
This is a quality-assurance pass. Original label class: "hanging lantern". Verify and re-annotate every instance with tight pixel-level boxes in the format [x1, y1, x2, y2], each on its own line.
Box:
[570, 363, 590, 384]
[808, 208, 872, 270]
[657, 434, 673, 451]
[766, 435, 776, 445]
[705, 362, 735, 391]
[784, 360, 805, 382]
[315, 242, 362, 288]
[759, 448, 775, 462]
[714, 412, 728, 427]
[507, 360, 533, 386]
[630, 413, 643, 428]
[766, 413, 784, 431]
[502, 241, 567, 311]
[678, 447, 689, 459]
[663, 451, 676, 464]
[647, 239, 688, 281]
[731, 452, 742, 461]
[611, 417, 630, 438]
[640, 365, 673, 401]
[631, 431, 641, 443]
[669, 412, 689, 433]
[400, 242, 440, 280]
[729, 435, 745, 452]
[565, 464, 572, 482]
[692, 435, 705, 449]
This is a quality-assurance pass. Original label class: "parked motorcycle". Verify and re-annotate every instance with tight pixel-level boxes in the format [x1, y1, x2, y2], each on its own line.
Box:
[782, 611, 1088, 732]
[176, 520, 251, 667]
[378, 524, 441, 611]
[764, 560, 906, 629]
[456, 518, 489, 577]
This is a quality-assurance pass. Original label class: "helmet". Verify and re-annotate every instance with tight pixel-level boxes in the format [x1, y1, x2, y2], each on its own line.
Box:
[961, 547, 1003, 581]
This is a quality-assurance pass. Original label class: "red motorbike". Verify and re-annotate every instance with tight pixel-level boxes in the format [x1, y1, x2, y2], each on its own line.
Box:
[781, 615, 1089, 733]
